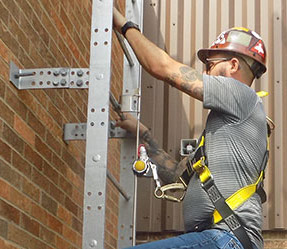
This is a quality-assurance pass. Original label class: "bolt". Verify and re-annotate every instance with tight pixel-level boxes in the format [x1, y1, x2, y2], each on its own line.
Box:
[93, 155, 101, 162]
[53, 70, 60, 76]
[96, 74, 104, 80]
[60, 79, 67, 86]
[76, 79, 83, 86]
[89, 240, 97, 247]
[110, 131, 115, 137]
[60, 69, 68, 76]
[53, 81, 59, 86]
[77, 70, 84, 77]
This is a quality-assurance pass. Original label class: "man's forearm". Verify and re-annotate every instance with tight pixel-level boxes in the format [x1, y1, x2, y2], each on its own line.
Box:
[141, 130, 188, 184]
[124, 29, 171, 81]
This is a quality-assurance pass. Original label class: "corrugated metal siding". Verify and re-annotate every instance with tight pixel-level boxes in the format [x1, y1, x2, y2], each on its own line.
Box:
[138, 0, 287, 232]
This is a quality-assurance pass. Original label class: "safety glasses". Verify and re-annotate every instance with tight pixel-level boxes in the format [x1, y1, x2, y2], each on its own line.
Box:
[205, 57, 232, 73]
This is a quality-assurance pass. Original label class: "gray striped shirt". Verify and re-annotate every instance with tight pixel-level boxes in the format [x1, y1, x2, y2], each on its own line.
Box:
[183, 74, 267, 249]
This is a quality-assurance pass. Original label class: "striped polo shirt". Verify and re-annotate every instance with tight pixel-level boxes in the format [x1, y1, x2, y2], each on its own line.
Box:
[183, 74, 267, 249]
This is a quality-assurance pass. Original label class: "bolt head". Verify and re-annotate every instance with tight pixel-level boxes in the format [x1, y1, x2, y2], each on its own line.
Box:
[60, 79, 67, 86]
[96, 74, 104, 80]
[93, 155, 101, 162]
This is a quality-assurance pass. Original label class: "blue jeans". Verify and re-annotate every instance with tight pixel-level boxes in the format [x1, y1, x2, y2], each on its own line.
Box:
[124, 229, 248, 249]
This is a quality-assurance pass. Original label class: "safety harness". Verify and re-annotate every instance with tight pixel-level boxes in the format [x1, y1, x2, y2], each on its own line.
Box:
[175, 129, 269, 249]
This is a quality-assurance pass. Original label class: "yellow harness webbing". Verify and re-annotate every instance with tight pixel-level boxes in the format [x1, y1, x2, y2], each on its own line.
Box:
[213, 171, 264, 224]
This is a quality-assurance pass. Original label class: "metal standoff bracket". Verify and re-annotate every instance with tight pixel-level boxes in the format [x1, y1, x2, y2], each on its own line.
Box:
[63, 122, 134, 142]
[9, 61, 89, 90]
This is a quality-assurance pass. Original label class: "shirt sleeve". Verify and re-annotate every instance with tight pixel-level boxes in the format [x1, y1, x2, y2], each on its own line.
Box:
[203, 74, 260, 123]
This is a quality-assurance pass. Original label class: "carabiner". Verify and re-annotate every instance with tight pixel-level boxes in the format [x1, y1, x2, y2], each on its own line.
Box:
[154, 183, 187, 203]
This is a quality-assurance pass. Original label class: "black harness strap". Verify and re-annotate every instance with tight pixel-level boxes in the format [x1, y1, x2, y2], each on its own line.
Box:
[180, 130, 260, 249]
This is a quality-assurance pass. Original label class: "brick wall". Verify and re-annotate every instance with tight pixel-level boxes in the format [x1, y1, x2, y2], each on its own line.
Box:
[0, 0, 124, 249]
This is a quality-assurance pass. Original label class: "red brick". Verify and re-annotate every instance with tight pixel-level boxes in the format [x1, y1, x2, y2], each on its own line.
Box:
[30, 202, 48, 225]
[7, 223, 31, 246]
[52, 153, 67, 177]
[5, 87, 27, 121]
[24, 144, 43, 171]
[12, 151, 32, 178]
[9, 187, 31, 213]
[0, 2, 9, 25]
[14, 115, 35, 146]
[0, 178, 11, 199]
[0, 219, 8, 239]
[49, 183, 65, 205]
[63, 224, 78, 246]
[47, 213, 63, 234]
[40, 225, 56, 246]
[31, 168, 50, 193]
[17, 46, 35, 68]
[0, 237, 19, 249]
[8, 14, 29, 48]
[18, 91, 38, 114]
[62, 148, 84, 179]
[21, 213, 40, 237]
[36, 107, 62, 137]
[64, 196, 78, 217]
[35, 136, 52, 161]
[0, 39, 10, 64]
[46, 130, 62, 155]
[59, 175, 72, 196]
[3, 123, 25, 154]
[72, 216, 82, 234]
[41, 192, 58, 216]
[57, 205, 72, 225]
[0, 99, 14, 127]
[2, 0, 20, 22]
[56, 236, 73, 249]
[0, 158, 22, 189]
[0, 199, 20, 224]
[0, 140, 12, 163]
[22, 179, 40, 202]
[42, 161, 59, 185]
[72, 188, 83, 207]
[27, 111, 46, 137]
[29, 236, 49, 249]
[66, 168, 83, 192]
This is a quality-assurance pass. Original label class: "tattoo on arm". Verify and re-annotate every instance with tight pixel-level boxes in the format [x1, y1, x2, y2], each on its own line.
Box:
[141, 130, 186, 184]
[166, 66, 203, 100]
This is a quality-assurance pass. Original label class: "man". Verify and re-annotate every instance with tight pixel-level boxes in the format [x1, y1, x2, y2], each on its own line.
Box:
[114, 7, 268, 249]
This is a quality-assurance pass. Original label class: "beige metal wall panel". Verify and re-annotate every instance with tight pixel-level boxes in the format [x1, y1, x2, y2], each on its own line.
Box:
[138, 0, 287, 233]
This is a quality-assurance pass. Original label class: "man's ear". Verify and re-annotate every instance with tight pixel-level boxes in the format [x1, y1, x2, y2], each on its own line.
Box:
[230, 58, 240, 74]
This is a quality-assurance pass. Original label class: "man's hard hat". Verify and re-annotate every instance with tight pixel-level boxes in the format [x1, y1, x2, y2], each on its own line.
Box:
[197, 27, 267, 78]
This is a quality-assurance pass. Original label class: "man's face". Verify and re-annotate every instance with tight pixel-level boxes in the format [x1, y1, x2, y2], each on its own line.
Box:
[204, 53, 232, 77]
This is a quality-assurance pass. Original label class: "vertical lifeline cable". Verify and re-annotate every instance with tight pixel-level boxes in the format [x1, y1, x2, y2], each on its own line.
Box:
[117, 0, 144, 248]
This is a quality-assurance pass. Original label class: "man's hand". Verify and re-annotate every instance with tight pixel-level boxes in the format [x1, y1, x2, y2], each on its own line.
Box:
[115, 113, 148, 137]
[113, 7, 127, 34]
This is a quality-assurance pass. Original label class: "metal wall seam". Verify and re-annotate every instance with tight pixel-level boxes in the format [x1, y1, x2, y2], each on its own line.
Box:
[193, 0, 204, 138]
[234, 0, 242, 28]
[164, 0, 183, 232]
[181, 0, 192, 141]
[221, 0, 230, 31]
[260, 0, 271, 230]
[283, 0, 287, 227]
[273, 0, 284, 229]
